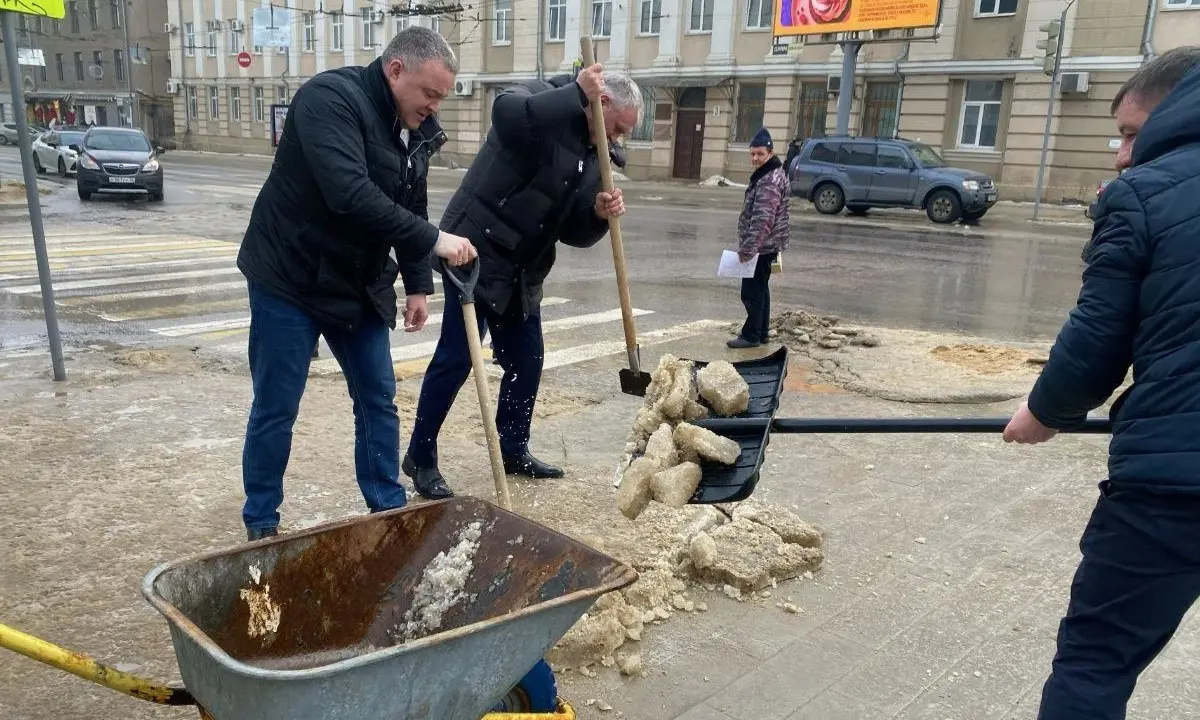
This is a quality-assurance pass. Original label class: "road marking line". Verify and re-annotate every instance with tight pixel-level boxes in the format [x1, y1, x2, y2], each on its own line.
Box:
[69, 281, 250, 314]
[0, 233, 218, 249]
[0, 245, 235, 272]
[5, 267, 244, 294]
[0, 229, 123, 242]
[0, 252, 237, 281]
[0, 241, 232, 262]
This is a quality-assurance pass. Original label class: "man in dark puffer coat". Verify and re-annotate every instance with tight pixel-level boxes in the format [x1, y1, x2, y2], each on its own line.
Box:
[402, 63, 643, 499]
[1003, 47, 1200, 720]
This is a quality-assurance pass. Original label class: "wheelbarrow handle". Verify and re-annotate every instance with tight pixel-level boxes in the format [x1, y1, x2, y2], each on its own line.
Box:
[766, 417, 1113, 434]
[440, 257, 481, 305]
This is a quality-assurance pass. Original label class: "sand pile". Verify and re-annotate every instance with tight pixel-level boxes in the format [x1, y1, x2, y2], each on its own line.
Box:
[930, 343, 1047, 375]
[768, 310, 882, 350]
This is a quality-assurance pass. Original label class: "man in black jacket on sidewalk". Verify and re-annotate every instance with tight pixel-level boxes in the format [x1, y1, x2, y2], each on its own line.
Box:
[236, 27, 475, 540]
[402, 63, 642, 499]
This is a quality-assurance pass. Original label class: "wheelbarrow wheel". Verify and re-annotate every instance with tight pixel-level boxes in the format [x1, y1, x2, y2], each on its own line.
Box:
[492, 659, 558, 713]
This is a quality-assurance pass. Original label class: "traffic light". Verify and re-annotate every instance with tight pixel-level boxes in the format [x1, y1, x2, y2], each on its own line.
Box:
[1037, 20, 1061, 76]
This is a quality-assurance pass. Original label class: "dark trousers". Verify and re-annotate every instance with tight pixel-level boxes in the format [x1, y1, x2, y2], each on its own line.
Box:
[739, 252, 777, 344]
[241, 282, 406, 531]
[406, 280, 544, 468]
[1037, 481, 1200, 720]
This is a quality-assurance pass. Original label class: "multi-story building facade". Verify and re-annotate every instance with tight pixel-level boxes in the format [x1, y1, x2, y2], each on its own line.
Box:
[0, 0, 175, 140]
[167, 0, 1200, 203]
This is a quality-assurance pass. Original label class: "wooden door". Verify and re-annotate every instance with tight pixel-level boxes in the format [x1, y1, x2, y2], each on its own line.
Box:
[673, 109, 705, 180]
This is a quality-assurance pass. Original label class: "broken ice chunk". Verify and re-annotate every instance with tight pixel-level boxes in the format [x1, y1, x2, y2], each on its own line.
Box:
[697, 361, 750, 417]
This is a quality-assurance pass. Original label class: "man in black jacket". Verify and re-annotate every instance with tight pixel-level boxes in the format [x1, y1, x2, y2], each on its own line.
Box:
[236, 26, 476, 541]
[402, 63, 642, 499]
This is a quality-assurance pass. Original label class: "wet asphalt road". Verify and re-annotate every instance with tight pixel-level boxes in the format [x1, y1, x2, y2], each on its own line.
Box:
[0, 145, 1091, 368]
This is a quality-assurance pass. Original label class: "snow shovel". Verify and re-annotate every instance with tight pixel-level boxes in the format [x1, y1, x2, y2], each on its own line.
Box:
[581, 35, 653, 397]
[441, 258, 514, 511]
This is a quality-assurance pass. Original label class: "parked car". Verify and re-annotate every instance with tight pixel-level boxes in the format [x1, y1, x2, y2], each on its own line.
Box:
[31, 127, 88, 176]
[0, 123, 18, 144]
[73, 126, 165, 202]
[789, 136, 999, 224]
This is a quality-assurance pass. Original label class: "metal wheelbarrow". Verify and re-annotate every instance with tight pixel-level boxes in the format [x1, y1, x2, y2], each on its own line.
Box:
[1, 497, 638, 719]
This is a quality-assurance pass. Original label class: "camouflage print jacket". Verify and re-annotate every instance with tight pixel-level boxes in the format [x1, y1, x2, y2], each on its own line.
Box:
[737, 154, 791, 256]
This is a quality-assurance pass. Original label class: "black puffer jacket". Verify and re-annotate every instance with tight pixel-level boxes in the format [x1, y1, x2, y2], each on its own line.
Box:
[438, 74, 623, 318]
[238, 58, 445, 331]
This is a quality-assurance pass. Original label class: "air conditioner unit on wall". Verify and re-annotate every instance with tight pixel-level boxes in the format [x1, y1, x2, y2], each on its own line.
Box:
[455, 79, 474, 96]
[167, 80, 180, 94]
[826, 75, 841, 94]
[230, 19, 244, 32]
[371, 9, 387, 23]
[1060, 71, 1090, 94]
[163, 22, 177, 34]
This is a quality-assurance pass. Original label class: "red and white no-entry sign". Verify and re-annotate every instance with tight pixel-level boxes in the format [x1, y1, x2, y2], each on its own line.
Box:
[237, 51, 252, 68]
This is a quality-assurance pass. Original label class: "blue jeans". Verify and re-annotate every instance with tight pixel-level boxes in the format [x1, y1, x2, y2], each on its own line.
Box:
[1037, 482, 1200, 719]
[406, 280, 543, 468]
[242, 282, 406, 531]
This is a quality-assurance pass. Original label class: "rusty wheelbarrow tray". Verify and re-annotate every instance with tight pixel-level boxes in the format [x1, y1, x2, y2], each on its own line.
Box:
[1, 497, 634, 720]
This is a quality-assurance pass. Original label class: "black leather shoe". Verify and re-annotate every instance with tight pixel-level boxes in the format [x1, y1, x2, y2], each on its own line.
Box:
[402, 456, 455, 500]
[727, 336, 760, 349]
[502, 452, 565, 479]
[247, 526, 278, 541]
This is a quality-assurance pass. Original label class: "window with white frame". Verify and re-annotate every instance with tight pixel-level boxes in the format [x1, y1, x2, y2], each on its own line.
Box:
[548, 0, 566, 40]
[393, 13, 409, 37]
[303, 12, 315, 51]
[208, 86, 219, 119]
[186, 85, 197, 119]
[227, 20, 240, 54]
[206, 20, 218, 56]
[254, 86, 265, 121]
[630, 87, 655, 142]
[639, 0, 661, 34]
[745, 0, 773, 28]
[493, 0, 512, 43]
[431, 15, 441, 33]
[1164, 0, 1200, 7]
[184, 22, 196, 56]
[110, 0, 120, 27]
[277, 85, 290, 104]
[230, 86, 242, 121]
[975, 0, 1017, 17]
[332, 13, 344, 50]
[361, 8, 377, 49]
[958, 80, 1003, 149]
[592, 0, 613, 36]
[689, 0, 714, 31]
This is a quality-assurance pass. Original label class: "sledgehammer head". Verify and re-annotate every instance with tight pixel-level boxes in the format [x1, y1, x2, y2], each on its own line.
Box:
[620, 368, 652, 397]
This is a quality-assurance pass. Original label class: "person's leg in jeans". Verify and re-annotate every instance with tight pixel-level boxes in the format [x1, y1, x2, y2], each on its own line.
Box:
[322, 312, 407, 513]
[1037, 483, 1200, 720]
[757, 252, 777, 341]
[405, 279, 485, 486]
[242, 282, 321, 535]
[489, 304, 546, 461]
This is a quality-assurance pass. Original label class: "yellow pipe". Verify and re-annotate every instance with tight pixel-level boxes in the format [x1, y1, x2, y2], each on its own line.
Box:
[0, 622, 195, 706]
[483, 700, 575, 720]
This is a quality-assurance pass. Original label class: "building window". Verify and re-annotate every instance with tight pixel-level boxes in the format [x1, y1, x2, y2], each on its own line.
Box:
[393, 13, 409, 36]
[493, 0, 513, 43]
[206, 20, 219, 56]
[547, 0, 566, 40]
[630, 87, 655, 142]
[277, 85, 290, 104]
[209, 86, 219, 119]
[113, 49, 125, 81]
[861, 82, 898, 138]
[54, 18, 61, 34]
[331, 13, 344, 50]
[73, 51, 84, 80]
[591, 0, 613, 36]
[227, 20, 241, 54]
[361, 8, 377, 49]
[794, 82, 827, 139]
[39, 64, 47, 83]
[745, 0, 773, 28]
[92, 50, 103, 83]
[430, 15, 442, 33]
[87, 0, 98, 28]
[230, 87, 242, 121]
[254, 86, 265, 121]
[303, 12, 315, 50]
[639, 0, 661, 34]
[69, 1, 80, 32]
[975, 0, 1017, 17]
[55, 53, 65, 81]
[689, 0, 714, 31]
[1164, 0, 1200, 6]
[186, 85, 197, 119]
[958, 80, 1003, 149]
[110, 0, 121, 27]
[733, 83, 766, 142]
[184, 22, 196, 56]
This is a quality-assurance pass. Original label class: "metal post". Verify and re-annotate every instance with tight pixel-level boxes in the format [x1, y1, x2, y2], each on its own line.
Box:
[1033, 4, 1070, 221]
[2, 11, 67, 381]
[121, 0, 136, 126]
[835, 40, 861, 136]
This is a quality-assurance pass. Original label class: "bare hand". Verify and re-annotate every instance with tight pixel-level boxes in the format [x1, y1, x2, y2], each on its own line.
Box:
[576, 63, 605, 103]
[433, 230, 477, 266]
[1002, 401, 1059, 445]
[403, 294, 429, 332]
[594, 187, 624, 220]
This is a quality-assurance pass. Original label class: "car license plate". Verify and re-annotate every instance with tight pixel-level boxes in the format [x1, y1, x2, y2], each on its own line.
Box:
[109, 176, 136, 184]
[985, 192, 997, 202]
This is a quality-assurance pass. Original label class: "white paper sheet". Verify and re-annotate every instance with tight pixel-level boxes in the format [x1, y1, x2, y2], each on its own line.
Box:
[717, 250, 759, 279]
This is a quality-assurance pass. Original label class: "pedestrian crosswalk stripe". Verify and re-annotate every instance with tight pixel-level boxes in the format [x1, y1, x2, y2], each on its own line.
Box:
[0, 241, 232, 262]
[0, 234, 218, 251]
[61, 281, 251, 316]
[0, 245, 235, 273]
[5, 266, 244, 294]
[0, 252, 236, 281]
[0, 228, 123, 243]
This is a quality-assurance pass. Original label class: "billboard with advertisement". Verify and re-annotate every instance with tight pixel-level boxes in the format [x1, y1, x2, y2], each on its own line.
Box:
[270, 104, 289, 148]
[774, 0, 941, 36]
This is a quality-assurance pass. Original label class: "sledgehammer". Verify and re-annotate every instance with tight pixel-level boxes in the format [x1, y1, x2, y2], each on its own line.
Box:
[581, 35, 653, 397]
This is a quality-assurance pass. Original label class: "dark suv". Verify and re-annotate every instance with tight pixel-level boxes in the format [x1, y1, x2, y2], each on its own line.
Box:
[72, 126, 165, 202]
[789, 136, 998, 224]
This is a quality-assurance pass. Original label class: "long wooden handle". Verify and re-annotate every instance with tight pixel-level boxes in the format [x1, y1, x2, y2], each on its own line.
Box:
[581, 36, 641, 375]
[462, 301, 513, 511]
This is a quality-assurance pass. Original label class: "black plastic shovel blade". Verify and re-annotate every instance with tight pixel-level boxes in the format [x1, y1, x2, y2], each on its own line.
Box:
[620, 368, 652, 397]
[688, 418, 773, 504]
